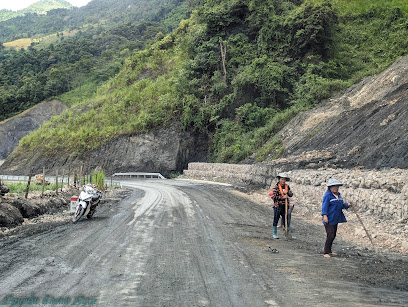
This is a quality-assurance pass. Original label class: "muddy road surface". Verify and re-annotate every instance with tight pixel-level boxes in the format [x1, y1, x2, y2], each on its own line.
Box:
[0, 180, 407, 306]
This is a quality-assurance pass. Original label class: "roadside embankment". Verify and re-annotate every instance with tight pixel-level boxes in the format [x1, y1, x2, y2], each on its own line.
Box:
[182, 162, 408, 254]
[0, 186, 129, 234]
[0, 188, 74, 229]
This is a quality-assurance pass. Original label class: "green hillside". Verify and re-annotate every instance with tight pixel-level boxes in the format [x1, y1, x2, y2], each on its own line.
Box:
[0, 0, 73, 22]
[14, 0, 408, 162]
[0, 0, 192, 43]
[0, 0, 193, 121]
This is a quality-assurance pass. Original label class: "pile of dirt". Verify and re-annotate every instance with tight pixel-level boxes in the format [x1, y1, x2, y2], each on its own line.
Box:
[0, 189, 73, 228]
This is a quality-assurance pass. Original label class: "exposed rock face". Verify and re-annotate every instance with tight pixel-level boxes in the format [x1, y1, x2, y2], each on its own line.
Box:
[272, 56, 408, 169]
[0, 124, 208, 177]
[0, 99, 68, 159]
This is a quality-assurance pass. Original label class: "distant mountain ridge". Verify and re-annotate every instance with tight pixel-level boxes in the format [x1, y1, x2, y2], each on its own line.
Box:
[0, 0, 72, 22]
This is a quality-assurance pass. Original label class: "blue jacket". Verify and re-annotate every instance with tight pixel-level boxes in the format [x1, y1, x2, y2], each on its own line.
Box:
[321, 190, 349, 225]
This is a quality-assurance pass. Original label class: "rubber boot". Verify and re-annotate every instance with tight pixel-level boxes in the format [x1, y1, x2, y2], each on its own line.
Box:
[288, 226, 296, 240]
[273, 226, 279, 239]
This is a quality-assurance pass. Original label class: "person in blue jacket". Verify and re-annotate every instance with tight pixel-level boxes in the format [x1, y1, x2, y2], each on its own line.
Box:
[321, 178, 352, 258]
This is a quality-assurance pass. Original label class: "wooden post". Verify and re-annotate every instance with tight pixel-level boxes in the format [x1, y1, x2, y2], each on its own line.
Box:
[90, 170, 93, 184]
[67, 168, 70, 188]
[61, 169, 65, 192]
[79, 166, 83, 186]
[41, 167, 45, 198]
[111, 176, 113, 188]
[55, 170, 59, 195]
[74, 170, 77, 188]
[25, 169, 34, 199]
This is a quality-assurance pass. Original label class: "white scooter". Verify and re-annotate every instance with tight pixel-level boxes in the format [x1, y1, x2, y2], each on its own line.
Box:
[72, 185, 102, 223]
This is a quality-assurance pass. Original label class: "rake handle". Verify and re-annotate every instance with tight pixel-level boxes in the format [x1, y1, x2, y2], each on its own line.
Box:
[350, 201, 375, 247]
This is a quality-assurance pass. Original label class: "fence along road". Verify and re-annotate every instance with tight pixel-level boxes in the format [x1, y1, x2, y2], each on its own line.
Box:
[0, 174, 121, 188]
[0, 171, 169, 188]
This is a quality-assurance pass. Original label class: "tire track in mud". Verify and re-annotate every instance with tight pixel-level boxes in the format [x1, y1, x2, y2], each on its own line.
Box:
[0, 180, 407, 306]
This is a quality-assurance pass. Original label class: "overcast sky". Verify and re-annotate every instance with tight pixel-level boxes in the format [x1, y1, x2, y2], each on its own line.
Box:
[0, 0, 92, 11]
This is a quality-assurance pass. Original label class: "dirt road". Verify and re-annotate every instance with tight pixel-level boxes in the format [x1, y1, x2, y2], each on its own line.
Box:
[0, 180, 407, 306]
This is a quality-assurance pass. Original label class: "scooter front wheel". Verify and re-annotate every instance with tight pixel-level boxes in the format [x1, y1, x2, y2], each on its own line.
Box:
[73, 205, 85, 223]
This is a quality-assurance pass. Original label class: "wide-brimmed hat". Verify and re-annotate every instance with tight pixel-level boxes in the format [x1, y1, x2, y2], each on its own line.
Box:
[327, 178, 342, 187]
[277, 173, 290, 181]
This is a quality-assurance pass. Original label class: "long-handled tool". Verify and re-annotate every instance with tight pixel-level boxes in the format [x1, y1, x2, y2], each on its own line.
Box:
[285, 197, 289, 239]
[349, 201, 385, 261]
[350, 201, 374, 246]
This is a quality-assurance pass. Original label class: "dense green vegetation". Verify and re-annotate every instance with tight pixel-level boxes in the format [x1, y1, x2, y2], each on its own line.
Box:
[12, 0, 408, 163]
[0, 0, 192, 121]
[92, 169, 105, 190]
[0, 22, 163, 119]
[0, 0, 191, 43]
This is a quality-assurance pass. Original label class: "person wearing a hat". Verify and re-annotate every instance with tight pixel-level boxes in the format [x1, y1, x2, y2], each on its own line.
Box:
[321, 178, 352, 258]
[269, 173, 293, 239]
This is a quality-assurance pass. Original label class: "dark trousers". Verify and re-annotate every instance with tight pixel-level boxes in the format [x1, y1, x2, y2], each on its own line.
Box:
[324, 223, 338, 254]
[273, 206, 287, 227]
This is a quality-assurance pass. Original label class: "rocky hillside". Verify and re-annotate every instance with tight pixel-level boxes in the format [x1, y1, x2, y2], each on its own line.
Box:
[0, 99, 67, 159]
[2, 55, 407, 176]
[261, 55, 408, 170]
[0, 124, 207, 177]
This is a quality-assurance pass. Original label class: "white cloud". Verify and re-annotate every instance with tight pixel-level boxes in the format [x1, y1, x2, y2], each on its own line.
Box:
[0, 0, 92, 11]
[0, 0, 37, 11]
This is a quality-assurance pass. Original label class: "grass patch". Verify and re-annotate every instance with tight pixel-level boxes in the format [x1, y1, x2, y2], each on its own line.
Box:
[271, 146, 285, 160]
[5, 181, 58, 194]
[3, 29, 80, 50]
[170, 172, 181, 179]
[57, 81, 100, 107]
[255, 138, 282, 162]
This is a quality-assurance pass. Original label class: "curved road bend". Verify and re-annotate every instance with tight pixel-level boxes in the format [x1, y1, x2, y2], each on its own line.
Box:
[0, 179, 407, 306]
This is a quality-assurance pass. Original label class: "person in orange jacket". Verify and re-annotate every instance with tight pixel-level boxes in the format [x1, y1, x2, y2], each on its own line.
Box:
[269, 173, 293, 239]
